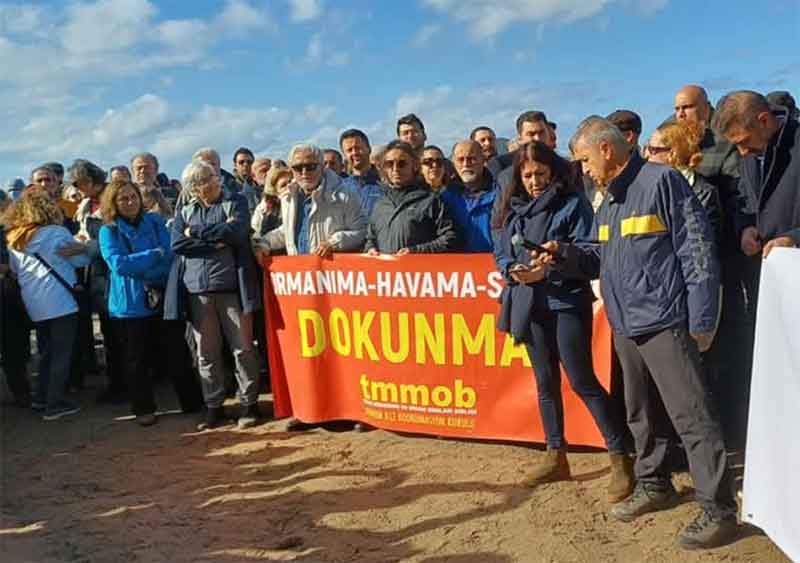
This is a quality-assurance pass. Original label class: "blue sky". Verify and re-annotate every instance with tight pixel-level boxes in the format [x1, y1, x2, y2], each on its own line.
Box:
[1, 0, 798, 185]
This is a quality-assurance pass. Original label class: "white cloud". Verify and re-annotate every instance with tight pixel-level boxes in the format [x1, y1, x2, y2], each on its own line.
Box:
[410, 24, 441, 48]
[303, 104, 336, 125]
[0, 4, 49, 36]
[288, 0, 323, 22]
[421, 0, 668, 37]
[385, 83, 607, 152]
[218, 0, 276, 33]
[61, 0, 156, 55]
[293, 33, 349, 70]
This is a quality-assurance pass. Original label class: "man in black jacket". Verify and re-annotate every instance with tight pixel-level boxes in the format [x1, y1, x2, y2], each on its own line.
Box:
[674, 85, 754, 449]
[487, 110, 555, 188]
[714, 90, 800, 256]
[365, 141, 459, 254]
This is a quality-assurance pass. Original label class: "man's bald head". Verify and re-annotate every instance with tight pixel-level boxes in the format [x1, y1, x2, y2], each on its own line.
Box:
[674, 84, 711, 126]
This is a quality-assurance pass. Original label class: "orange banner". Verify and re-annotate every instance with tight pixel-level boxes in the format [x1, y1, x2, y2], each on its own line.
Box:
[263, 254, 612, 447]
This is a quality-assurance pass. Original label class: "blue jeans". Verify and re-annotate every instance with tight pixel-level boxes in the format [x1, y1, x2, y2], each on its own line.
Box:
[525, 308, 626, 453]
[34, 313, 79, 409]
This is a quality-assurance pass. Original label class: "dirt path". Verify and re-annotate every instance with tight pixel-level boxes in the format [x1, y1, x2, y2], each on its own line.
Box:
[0, 383, 790, 563]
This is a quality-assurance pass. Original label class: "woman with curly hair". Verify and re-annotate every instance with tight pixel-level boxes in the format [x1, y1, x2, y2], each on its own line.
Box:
[3, 190, 90, 420]
[645, 121, 723, 244]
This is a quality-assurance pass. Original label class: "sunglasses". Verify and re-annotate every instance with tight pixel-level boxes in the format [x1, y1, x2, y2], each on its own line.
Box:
[292, 163, 319, 173]
[421, 158, 444, 167]
[646, 145, 671, 155]
[383, 159, 409, 170]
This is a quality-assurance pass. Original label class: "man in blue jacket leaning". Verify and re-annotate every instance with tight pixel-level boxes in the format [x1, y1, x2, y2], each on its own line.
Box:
[535, 116, 737, 550]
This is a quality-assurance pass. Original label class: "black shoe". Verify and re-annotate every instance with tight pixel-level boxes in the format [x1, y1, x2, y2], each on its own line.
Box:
[286, 417, 316, 432]
[237, 404, 260, 429]
[610, 481, 679, 522]
[197, 407, 226, 431]
[678, 510, 738, 550]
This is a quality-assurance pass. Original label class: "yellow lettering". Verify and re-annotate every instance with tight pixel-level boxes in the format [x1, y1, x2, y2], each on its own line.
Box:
[399, 384, 430, 406]
[414, 313, 445, 365]
[452, 314, 496, 366]
[370, 381, 399, 403]
[352, 310, 378, 361]
[380, 312, 409, 363]
[431, 386, 453, 407]
[298, 309, 326, 357]
[455, 379, 476, 408]
[328, 308, 351, 356]
[500, 334, 531, 367]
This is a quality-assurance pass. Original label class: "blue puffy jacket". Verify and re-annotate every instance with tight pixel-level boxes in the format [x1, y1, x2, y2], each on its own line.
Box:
[440, 175, 499, 252]
[99, 213, 172, 319]
[561, 154, 720, 338]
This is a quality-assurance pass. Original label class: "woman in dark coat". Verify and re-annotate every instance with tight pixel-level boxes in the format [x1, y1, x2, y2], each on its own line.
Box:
[493, 141, 632, 500]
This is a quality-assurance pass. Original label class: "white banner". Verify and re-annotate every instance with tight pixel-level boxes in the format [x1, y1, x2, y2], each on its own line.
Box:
[742, 248, 800, 561]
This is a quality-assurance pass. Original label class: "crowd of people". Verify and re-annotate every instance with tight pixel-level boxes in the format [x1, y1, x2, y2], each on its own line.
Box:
[1, 84, 799, 551]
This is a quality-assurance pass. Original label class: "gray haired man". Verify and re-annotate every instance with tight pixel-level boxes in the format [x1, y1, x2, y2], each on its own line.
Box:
[536, 116, 737, 551]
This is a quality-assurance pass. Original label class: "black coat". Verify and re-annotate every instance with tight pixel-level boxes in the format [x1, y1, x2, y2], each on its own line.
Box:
[737, 112, 800, 244]
[365, 184, 460, 253]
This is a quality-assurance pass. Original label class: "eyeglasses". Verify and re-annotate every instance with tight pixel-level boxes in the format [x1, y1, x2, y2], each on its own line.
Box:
[291, 163, 319, 173]
[115, 195, 139, 204]
[383, 159, 409, 170]
[646, 145, 671, 155]
[421, 158, 444, 167]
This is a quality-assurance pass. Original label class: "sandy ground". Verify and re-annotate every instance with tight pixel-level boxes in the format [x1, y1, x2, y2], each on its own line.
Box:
[0, 378, 791, 563]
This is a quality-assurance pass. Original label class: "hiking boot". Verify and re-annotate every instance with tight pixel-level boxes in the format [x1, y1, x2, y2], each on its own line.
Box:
[526, 448, 571, 485]
[237, 404, 260, 430]
[42, 401, 81, 421]
[678, 510, 739, 550]
[197, 407, 226, 431]
[136, 413, 157, 427]
[610, 481, 678, 522]
[607, 453, 636, 502]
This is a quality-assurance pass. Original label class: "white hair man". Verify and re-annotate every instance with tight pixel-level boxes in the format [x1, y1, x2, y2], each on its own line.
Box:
[169, 159, 262, 431]
[256, 143, 366, 258]
[536, 116, 737, 550]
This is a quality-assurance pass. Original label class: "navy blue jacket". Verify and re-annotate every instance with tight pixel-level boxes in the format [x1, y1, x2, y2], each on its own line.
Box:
[560, 154, 720, 338]
[736, 111, 800, 245]
[440, 174, 499, 252]
[494, 187, 595, 342]
[167, 190, 261, 319]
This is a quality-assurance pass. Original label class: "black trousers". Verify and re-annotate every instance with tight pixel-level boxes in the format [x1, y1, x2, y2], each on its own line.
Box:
[115, 316, 203, 416]
[524, 308, 627, 453]
[613, 326, 735, 517]
[1, 285, 31, 400]
[708, 252, 760, 450]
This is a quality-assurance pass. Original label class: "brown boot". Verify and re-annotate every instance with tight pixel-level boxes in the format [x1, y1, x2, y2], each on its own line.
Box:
[527, 448, 571, 485]
[607, 453, 635, 502]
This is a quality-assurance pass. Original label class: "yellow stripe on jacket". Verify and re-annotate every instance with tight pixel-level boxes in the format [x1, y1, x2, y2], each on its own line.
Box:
[620, 214, 667, 237]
